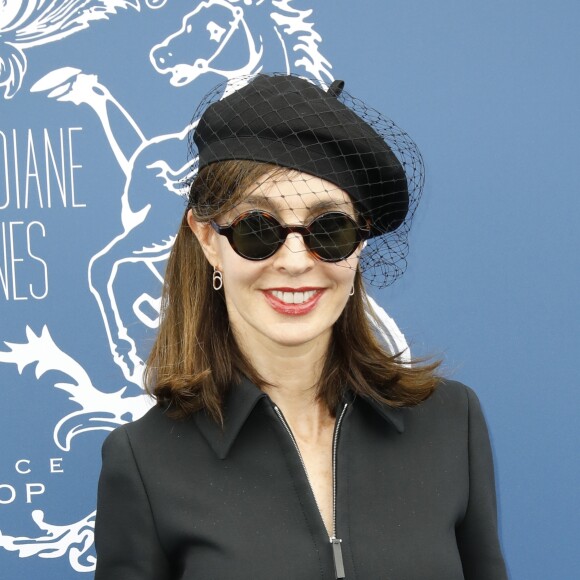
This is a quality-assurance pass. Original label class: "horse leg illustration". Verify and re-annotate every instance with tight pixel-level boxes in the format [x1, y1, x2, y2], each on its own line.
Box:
[31, 68, 145, 177]
[87, 213, 168, 384]
[87, 145, 192, 383]
[88, 138, 192, 383]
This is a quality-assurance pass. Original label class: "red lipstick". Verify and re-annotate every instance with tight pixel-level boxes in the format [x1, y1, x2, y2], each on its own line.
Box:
[262, 288, 323, 316]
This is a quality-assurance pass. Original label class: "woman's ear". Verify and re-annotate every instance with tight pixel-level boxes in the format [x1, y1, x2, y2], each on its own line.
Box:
[187, 209, 221, 267]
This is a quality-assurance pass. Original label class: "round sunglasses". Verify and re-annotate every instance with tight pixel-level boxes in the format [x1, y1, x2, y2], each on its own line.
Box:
[211, 210, 371, 262]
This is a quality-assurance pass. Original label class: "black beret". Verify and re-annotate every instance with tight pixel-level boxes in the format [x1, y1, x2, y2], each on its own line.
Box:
[193, 75, 409, 235]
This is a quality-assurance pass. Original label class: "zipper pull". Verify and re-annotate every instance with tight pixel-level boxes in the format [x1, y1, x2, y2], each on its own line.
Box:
[330, 537, 345, 579]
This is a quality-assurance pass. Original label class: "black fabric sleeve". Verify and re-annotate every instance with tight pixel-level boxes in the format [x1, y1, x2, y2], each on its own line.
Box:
[456, 386, 509, 580]
[94, 426, 173, 580]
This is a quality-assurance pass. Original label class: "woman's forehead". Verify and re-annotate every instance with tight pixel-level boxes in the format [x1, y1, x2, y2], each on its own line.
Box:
[240, 170, 353, 212]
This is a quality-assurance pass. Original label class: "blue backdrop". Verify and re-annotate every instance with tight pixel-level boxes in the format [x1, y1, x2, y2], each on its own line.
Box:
[1, 1, 578, 578]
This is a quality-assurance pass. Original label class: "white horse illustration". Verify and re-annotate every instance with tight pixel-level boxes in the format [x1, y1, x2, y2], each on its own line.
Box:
[30, 0, 334, 385]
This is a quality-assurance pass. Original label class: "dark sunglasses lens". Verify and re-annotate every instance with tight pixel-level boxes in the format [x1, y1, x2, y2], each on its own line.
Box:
[232, 213, 282, 259]
[308, 213, 360, 262]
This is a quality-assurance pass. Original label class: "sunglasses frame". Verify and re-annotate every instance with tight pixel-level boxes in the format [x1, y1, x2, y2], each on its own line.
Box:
[210, 210, 371, 262]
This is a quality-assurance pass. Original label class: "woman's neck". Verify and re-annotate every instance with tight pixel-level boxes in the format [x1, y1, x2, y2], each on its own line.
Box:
[237, 331, 334, 439]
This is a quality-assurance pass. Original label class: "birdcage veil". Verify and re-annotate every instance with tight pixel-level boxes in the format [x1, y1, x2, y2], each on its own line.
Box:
[185, 73, 425, 288]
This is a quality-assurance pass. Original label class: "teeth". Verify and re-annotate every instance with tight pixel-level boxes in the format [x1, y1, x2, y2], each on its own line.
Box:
[271, 290, 317, 304]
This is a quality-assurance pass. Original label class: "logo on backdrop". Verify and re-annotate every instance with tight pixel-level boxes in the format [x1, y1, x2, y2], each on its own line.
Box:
[0, 0, 344, 573]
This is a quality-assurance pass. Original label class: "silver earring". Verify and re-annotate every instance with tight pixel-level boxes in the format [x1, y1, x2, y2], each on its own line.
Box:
[212, 267, 223, 291]
[349, 286, 355, 296]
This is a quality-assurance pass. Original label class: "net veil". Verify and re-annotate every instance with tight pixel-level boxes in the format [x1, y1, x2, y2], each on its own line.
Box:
[186, 74, 425, 288]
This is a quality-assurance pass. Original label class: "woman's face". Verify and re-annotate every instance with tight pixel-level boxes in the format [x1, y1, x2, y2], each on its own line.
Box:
[189, 171, 362, 352]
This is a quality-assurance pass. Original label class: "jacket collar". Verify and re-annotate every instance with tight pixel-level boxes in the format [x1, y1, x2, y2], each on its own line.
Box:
[193, 377, 267, 459]
[363, 397, 405, 434]
[193, 377, 404, 459]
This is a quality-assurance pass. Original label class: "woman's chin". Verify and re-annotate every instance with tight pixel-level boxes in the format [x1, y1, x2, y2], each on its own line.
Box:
[262, 323, 332, 350]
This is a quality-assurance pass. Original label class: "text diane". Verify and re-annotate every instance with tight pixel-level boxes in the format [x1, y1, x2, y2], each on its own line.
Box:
[0, 127, 85, 300]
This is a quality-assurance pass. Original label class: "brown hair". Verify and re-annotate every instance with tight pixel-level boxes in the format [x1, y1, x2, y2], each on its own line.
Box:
[145, 160, 439, 423]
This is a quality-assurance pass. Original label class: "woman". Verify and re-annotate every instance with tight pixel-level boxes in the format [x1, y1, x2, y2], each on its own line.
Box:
[94, 75, 508, 579]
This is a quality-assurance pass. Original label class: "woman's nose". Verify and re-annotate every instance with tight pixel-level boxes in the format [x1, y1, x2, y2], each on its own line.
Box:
[271, 233, 315, 274]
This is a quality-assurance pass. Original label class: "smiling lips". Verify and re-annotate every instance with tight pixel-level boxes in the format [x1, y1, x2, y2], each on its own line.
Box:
[263, 288, 323, 315]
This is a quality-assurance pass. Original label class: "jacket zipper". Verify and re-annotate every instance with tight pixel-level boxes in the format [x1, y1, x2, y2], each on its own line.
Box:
[273, 403, 349, 579]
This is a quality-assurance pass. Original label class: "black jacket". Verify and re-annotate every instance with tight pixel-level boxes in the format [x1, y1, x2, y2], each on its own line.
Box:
[95, 378, 508, 579]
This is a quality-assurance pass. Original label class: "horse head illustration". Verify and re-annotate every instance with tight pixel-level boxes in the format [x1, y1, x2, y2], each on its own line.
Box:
[150, 0, 262, 85]
[150, 0, 332, 87]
